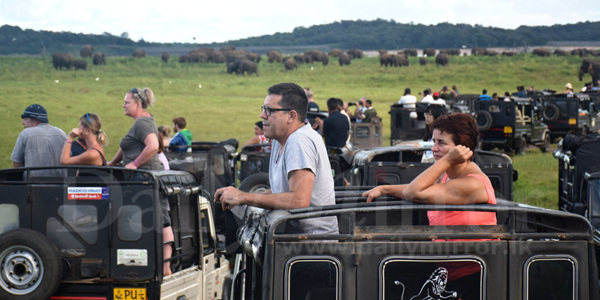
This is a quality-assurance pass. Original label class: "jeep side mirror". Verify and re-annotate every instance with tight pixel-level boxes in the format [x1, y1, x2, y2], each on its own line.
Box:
[512, 170, 519, 182]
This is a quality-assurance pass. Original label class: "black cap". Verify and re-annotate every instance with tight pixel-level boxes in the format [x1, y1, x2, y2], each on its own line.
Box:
[21, 104, 49, 123]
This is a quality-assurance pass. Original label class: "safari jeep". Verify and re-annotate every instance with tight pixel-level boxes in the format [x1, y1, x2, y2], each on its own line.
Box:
[0, 166, 230, 300]
[475, 97, 550, 155]
[230, 193, 600, 300]
[554, 133, 600, 227]
[541, 93, 600, 142]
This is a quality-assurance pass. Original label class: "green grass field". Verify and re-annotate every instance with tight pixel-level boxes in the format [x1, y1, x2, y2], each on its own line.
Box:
[0, 53, 584, 208]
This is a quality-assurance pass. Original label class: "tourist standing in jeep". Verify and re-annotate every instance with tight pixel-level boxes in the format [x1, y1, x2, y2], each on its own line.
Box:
[215, 83, 338, 234]
[11, 104, 66, 173]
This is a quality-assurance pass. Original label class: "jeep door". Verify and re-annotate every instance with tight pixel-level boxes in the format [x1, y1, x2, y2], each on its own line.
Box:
[30, 174, 112, 281]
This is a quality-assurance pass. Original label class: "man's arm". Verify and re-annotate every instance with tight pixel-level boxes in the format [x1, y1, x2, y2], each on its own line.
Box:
[215, 169, 314, 210]
[12, 162, 24, 167]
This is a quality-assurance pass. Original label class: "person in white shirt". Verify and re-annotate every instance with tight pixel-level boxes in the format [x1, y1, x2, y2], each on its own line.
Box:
[421, 88, 434, 103]
[398, 87, 417, 108]
[429, 92, 447, 106]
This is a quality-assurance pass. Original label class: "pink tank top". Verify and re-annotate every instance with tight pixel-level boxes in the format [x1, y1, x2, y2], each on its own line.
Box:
[427, 173, 497, 226]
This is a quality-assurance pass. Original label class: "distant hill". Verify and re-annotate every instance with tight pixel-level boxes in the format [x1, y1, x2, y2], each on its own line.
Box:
[2, 20, 600, 56]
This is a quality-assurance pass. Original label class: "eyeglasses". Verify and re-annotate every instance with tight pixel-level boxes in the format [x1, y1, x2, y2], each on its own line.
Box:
[261, 105, 292, 117]
[130, 88, 144, 102]
[424, 112, 431, 116]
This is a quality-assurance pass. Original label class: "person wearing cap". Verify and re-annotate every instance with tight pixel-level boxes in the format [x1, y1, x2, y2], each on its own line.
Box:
[479, 89, 492, 101]
[11, 104, 67, 171]
[430, 92, 447, 106]
[565, 83, 574, 97]
[398, 87, 417, 109]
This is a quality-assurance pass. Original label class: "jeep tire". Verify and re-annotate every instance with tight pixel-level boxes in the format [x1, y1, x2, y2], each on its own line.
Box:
[475, 110, 493, 131]
[0, 229, 62, 300]
[515, 136, 527, 156]
[540, 134, 551, 153]
[542, 104, 560, 122]
[239, 173, 270, 193]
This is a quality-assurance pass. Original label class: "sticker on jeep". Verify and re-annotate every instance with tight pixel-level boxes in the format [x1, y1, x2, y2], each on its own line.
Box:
[67, 187, 109, 200]
[117, 249, 148, 266]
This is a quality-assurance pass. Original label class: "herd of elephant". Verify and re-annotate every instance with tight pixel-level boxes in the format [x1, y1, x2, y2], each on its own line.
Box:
[50, 45, 600, 83]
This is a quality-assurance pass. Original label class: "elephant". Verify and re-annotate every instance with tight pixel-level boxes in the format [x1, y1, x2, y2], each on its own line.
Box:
[379, 53, 394, 67]
[208, 52, 225, 63]
[554, 50, 568, 56]
[179, 55, 190, 63]
[226, 61, 238, 74]
[347, 49, 363, 59]
[423, 48, 436, 57]
[52, 53, 74, 70]
[80, 45, 93, 58]
[237, 59, 258, 76]
[393, 54, 408, 67]
[579, 59, 600, 87]
[471, 48, 487, 56]
[294, 54, 306, 64]
[267, 51, 282, 63]
[189, 52, 208, 63]
[436, 53, 449, 66]
[532, 48, 551, 57]
[93, 52, 106, 65]
[73, 59, 87, 70]
[305, 50, 328, 66]
[338, 53, 351, 66]
[329, 49, 343, 57]
[419, 57, 427, 66]
[378, 49, 388, 55]
[485, 50, 499, 56]
[161, 52, 169, 63]
[502, 51, 516, 56]
[246, 52, 262, 63]
[446, 49, 461, 56]
[283, 57, 297, 71]
[132, 49, 145, 58]
[404, 49, 418, 57]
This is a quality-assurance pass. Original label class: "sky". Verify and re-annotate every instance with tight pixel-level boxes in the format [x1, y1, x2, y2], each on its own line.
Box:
[1, 0, 599, 44]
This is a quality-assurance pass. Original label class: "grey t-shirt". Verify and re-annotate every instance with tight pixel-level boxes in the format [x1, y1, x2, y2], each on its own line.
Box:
[120, 116, 163, 170]
[11, 123, 66, 176]
[269, 123, 339, 235]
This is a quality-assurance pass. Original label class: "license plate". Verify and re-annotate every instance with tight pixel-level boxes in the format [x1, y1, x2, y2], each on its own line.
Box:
[114, 288, 146, 300]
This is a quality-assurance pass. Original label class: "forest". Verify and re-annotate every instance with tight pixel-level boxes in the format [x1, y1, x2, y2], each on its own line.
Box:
[1, 19, 600, 55]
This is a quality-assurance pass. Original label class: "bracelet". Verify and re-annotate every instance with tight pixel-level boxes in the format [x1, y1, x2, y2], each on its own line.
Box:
[132, 161, 139, 167]
[66, 139, 72, 144]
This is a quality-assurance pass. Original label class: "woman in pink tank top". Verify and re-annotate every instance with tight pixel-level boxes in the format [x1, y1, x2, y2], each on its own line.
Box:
[363, 113, 497, 226]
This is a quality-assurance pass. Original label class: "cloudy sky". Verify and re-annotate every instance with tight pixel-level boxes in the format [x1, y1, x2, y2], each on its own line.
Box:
[1, 0, 598, 44]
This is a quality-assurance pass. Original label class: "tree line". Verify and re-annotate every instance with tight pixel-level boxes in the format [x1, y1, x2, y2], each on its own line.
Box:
[2, 20, 600, 56]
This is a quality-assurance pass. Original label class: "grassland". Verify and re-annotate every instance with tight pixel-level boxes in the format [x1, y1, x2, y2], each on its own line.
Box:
[0, 53, 585, 208]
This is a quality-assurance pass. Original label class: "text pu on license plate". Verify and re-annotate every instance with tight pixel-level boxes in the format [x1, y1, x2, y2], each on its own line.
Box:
[114, 288, 146, 300]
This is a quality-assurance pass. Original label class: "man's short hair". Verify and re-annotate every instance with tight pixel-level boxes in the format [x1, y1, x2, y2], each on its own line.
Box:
[327, 98, 340, 111]
[336, 98, 344, 108]
[268, 83, 308, 122]
[404, 87, 411, 94]
[172, 117, 187, 129]
[424, 88, 431, 95]
[366, 99, 372, 105]
[482, 89, 487, 94]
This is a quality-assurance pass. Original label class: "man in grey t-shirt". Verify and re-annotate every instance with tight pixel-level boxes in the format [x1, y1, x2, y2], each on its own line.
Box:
[215, 83, 338, 235]
[11, 104, 66, 175]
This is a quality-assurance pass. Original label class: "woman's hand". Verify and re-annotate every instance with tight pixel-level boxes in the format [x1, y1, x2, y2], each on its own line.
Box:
[68, 128, 81, 140]
[445, 145, 473, 165]
[362, 186, 383, 203]
[124, 162, 138, 169]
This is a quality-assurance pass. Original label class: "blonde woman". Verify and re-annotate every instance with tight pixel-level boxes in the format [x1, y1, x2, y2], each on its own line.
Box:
[60, 113, 108, 166]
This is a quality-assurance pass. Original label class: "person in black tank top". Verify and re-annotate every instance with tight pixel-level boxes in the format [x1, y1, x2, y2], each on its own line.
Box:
[60, 113, 108, 166]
